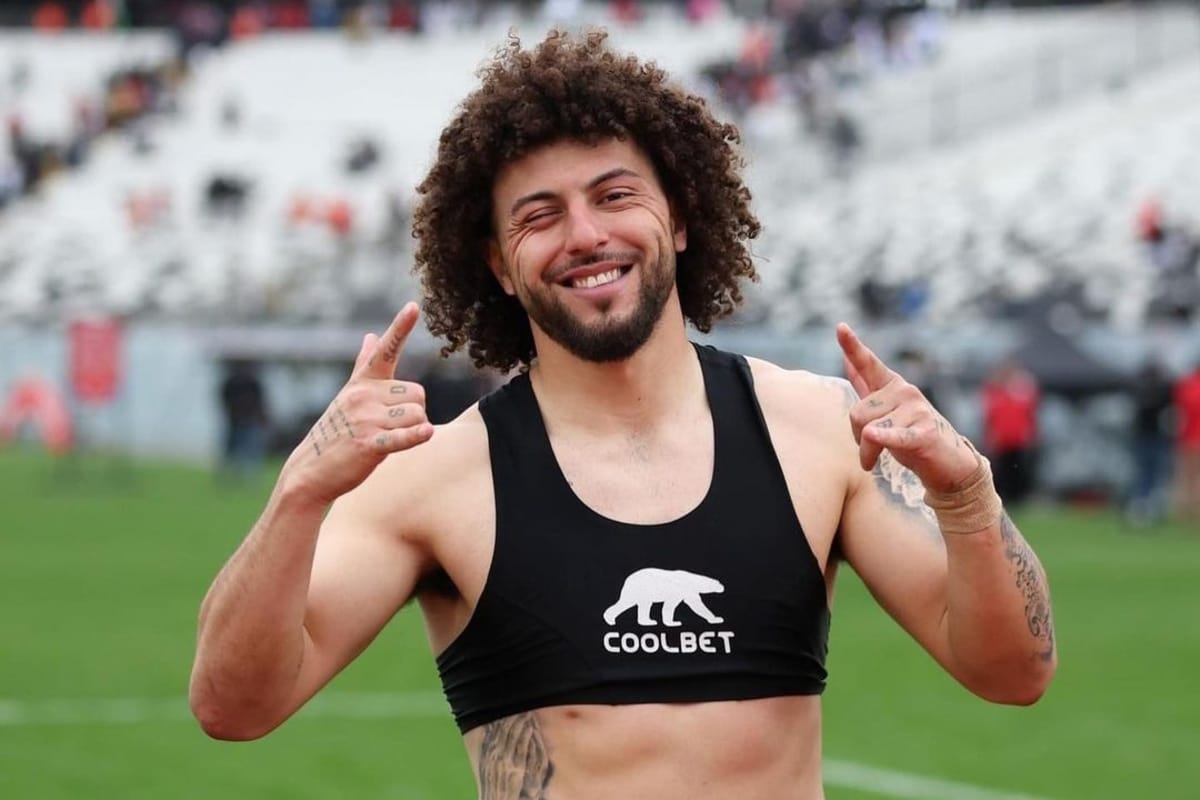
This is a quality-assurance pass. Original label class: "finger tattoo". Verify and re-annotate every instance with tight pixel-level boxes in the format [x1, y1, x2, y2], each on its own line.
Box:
[388, 406, 405, 418]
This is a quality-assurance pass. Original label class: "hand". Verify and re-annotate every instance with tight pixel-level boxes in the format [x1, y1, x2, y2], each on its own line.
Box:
[282, 302, 434, 506]
[836, 323, 977, 493]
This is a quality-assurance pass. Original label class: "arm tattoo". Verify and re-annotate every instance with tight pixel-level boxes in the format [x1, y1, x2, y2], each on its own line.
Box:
[1000, 515, 1056, 662]
[821, 376, 859, 410]
[873, 452, 943, 542]
[478, 712, 554, 800]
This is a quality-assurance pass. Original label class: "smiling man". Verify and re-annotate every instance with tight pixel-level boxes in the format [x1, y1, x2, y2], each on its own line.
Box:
[189, 30, 1057, 800]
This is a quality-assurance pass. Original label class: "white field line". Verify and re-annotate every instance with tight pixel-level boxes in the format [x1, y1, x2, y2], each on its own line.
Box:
[0, 692, 1052, 800]
[824, 760, 1052, 800]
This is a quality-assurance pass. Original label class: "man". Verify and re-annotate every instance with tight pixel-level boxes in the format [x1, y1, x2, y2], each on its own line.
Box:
[981, 356, 1040, 505]
[1174, 360, 1200, 522]
[189, 31, 1056, 799]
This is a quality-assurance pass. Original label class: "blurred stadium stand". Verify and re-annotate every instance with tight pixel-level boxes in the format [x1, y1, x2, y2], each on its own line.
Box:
[2, 0, 1200, 500]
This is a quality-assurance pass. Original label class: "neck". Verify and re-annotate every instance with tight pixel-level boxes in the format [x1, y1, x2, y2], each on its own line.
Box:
[527, 298, 702, 435]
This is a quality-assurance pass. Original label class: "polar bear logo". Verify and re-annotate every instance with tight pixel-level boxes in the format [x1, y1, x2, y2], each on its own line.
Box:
[602, 568, 725, 627]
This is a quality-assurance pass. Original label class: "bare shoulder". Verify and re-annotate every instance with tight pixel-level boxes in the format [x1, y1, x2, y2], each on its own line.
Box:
[739, 358, 859, 568]
[744, 356, 859, 429]
[332, 404, 493, 543]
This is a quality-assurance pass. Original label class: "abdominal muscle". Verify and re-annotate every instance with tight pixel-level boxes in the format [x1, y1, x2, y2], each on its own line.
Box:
[464, 694, 824, 800]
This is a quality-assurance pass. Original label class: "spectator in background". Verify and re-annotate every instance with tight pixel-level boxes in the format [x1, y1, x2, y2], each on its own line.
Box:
[80, 0, 117, 30]
[1172, 360, 1200, 523]
[1125, 359, 1174, 527]
[218, 359, 270, 482]
[982, 357, 1040, 505]
[31, 1, 68, 31]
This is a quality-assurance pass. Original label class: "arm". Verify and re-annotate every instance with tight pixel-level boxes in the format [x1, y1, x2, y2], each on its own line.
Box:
[189, 304, 436, 740]
[834, 326, 1056, 704]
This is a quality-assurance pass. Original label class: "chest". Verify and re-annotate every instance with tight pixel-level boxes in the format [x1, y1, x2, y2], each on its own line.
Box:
[549, 418, 716, 526]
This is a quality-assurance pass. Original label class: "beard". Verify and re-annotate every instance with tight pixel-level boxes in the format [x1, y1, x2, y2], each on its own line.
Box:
[522, 248, 675, 363]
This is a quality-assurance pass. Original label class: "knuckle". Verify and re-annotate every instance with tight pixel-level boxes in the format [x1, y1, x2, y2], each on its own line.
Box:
[345, 384, 370, 406]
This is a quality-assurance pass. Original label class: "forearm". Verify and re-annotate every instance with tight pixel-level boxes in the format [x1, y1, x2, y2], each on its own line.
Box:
[924, 451, 1056, 702]
[941, 514, 1056, 703]
[190, 475, 328, 736]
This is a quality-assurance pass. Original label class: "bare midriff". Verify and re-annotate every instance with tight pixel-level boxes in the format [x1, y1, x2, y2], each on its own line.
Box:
[464, 694, 824, 800]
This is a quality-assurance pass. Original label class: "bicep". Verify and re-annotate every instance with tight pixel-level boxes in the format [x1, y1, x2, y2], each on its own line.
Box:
[838, 452, 954, 669]
[287, 490, 430, 711]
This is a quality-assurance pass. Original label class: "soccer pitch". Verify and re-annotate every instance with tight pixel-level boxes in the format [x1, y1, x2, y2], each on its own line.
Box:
[1, 449, 1195, 799]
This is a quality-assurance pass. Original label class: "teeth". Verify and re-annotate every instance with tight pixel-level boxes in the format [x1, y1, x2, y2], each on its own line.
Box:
[572, 268, 622, 289]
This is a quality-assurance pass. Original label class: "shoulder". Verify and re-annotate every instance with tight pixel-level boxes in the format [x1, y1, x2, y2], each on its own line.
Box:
[740, 355, 861, 484]
[334, 404, 493, 542]
[743, 355, 859, 425]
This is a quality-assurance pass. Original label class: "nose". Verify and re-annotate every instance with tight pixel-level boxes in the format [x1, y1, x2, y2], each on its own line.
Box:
[563, 202, 608, 256]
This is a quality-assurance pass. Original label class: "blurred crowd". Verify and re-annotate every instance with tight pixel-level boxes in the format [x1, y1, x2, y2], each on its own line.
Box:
[1, 0, 739, 37]
[3, 60, 182, 210]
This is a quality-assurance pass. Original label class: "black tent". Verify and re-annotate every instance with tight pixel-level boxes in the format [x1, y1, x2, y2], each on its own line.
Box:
[1007, 321, 1131, 399]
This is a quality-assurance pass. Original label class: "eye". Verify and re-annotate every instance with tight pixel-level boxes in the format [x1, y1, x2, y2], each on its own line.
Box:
[523, 208, 558, 225]
[601, 190, 632, 203]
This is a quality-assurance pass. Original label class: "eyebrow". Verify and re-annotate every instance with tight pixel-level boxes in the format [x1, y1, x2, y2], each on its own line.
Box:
[508, 167, 644, 217]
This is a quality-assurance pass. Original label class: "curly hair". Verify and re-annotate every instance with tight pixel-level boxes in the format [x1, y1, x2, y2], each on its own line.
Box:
[412, 28, 762, 372]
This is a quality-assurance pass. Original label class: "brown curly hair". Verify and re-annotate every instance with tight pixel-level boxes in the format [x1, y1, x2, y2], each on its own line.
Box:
[412, 28, 761, 372]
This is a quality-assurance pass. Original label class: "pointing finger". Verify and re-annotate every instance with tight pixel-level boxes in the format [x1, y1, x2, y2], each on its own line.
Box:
[836, 323, 897, 394]
[361, 302, 420, 379]
[843, 354, 870, 401]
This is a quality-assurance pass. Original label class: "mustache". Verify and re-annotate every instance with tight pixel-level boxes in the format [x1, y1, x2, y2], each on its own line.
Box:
[548, 250, 641, 281]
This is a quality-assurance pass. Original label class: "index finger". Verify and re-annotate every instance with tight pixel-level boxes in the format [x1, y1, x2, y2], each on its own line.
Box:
[836, 322, 897, 394]
[358, 302, 420, 379]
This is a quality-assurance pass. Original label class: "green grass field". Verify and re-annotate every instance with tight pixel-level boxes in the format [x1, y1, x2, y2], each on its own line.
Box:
[1, 448, 1196, 799]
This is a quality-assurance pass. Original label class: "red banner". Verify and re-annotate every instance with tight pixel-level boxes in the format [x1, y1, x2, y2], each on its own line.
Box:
[69, 318, 123, 403]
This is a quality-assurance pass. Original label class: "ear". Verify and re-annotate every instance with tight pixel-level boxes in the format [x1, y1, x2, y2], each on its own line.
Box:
[486, 239, 515, 296]
[672, 215, 687, 254]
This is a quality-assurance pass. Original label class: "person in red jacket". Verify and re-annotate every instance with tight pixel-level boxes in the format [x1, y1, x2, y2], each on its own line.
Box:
[1173, 362, 1200, 522]
[982, 357, 1040, 505]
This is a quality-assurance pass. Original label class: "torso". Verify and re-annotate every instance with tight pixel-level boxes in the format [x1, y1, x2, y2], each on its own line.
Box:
[396, 354, 855, 800]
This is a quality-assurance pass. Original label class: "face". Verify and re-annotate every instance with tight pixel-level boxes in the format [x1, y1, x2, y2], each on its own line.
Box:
[488, 138, 687, 363]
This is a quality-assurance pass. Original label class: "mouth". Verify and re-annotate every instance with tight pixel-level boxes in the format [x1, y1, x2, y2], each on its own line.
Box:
[556, 263, 635, 292]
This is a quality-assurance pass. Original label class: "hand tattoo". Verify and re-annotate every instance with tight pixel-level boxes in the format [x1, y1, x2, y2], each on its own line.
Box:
[478, 712, 554, 800]
[308, 401, 355, 456]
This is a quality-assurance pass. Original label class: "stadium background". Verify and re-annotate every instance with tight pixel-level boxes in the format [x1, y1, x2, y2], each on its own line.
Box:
[2, 1, 1198, 798]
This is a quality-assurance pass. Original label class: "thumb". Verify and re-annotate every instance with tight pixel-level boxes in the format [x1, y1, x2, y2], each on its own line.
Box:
[352, 332, 376, 375]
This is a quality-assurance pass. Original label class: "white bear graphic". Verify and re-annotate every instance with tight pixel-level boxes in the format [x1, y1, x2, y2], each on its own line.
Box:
[602, 568, 725, 627]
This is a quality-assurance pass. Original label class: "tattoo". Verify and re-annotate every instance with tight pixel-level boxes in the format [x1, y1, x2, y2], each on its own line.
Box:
[379, 335, 401, 365]
[478, 713, 554, 800]
[875, 418, 895, 428]
[1000, 515, 1055, 662]
[873, 452, 942, 541]
[390, 384, 407, 395]
[375, 433, 390, 449]
[822, 376, 859, 410]
[308, 401, 355, 456]
[388, 406, 405, 418]
[334, 402, 355, 437]
[867, 398, 884, 408]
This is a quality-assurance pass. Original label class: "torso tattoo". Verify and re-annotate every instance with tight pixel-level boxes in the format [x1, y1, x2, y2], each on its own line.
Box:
[477, 712, 554, 800]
